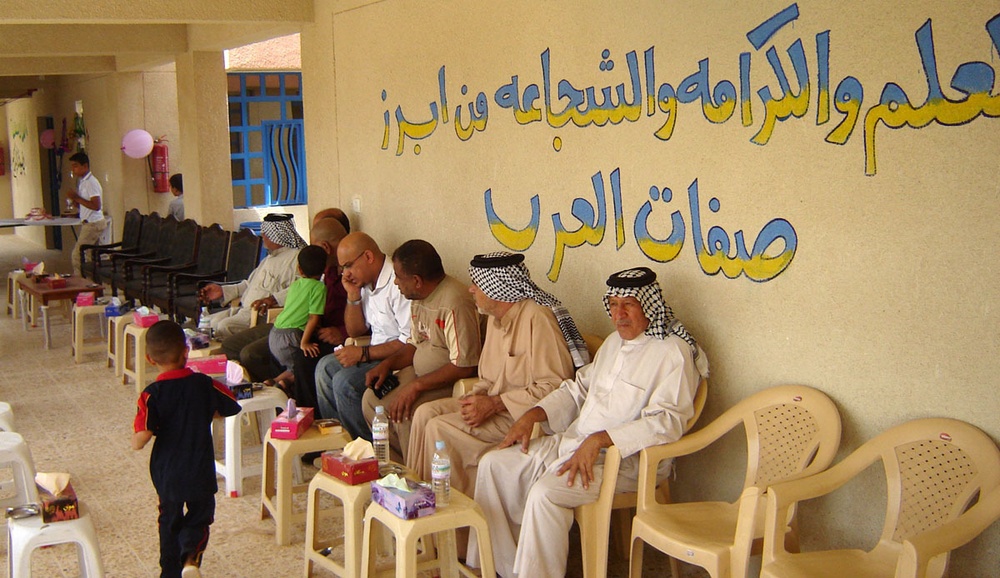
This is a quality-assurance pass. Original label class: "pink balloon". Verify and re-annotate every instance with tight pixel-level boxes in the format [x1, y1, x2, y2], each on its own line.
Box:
[39, 129, 55, 149]
[121, 129, 154, 158]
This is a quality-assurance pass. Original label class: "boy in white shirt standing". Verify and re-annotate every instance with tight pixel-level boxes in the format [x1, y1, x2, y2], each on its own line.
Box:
[66, 151, 107, 275]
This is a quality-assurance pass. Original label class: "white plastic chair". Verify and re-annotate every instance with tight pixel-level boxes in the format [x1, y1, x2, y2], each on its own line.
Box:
[760, 417, 1000, 578]
[0, 432, 39, 511]
[7, 502, 105, 578]
[0, 401, 16, 432]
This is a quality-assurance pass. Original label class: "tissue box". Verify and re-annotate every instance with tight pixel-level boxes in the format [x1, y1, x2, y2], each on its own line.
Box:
[187, 332, 211, 350]
[186, 354, 228, 375]
[37, 482, 79, 523]
[75, 291, 95, 306]
[371, 478, 436, 520]
[47, 276, 67, 289]
[228, 382, 253, 400]
[321, 450, 379, 485]
[133, 310, 159, 328]
[105, 302, 125, 317]
[270, 407, 314, 439]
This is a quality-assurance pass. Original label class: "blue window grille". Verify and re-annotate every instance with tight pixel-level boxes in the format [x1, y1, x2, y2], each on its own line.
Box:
[228, 72, 306, 208]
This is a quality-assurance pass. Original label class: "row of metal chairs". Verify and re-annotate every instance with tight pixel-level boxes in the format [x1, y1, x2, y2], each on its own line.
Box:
[579, 384, 998, 578]
[78, 210, 263, 322]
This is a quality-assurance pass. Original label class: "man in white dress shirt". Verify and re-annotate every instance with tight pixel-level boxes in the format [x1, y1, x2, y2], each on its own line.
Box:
[314, 232, 411, 438]
[469, 267, 709, 578]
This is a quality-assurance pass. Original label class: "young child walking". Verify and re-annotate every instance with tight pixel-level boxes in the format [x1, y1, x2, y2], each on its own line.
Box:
[132, 320, 241, 578]
[267, 244, 328, 391]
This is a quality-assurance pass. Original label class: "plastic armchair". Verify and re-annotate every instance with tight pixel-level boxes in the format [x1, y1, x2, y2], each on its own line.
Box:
[896, 486, 1000, 578]
[629, 384, 842, 578]
[576, 376, 708, 578]
[760, 417, 1000, 578]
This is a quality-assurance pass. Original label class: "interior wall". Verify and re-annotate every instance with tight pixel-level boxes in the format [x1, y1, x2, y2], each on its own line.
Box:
[5, 97, 44, 246]
[305, 0, 1000, 573]
[0, 111, 12, 233]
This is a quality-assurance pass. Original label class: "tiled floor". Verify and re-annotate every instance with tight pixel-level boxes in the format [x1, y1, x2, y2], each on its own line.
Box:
[0, 233, 680, 577]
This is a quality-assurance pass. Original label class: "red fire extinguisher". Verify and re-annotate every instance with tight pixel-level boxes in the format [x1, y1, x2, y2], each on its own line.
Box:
[150, 137, 169, 192]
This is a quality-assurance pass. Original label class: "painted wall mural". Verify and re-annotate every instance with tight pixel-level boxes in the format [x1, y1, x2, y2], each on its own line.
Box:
[9, 121, 27, 178]
[380, 4, 1000, 282]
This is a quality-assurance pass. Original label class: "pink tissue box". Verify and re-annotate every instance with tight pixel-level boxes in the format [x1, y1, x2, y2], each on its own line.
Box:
[270, 407, 314, 440]
[75, 292, 95, 306]
[371, 478, 436, 520]
[133, 310, 159, 328]
[185, 354, 227, 375]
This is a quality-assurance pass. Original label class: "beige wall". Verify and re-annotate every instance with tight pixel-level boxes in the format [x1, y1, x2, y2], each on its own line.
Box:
[302, 0, 1000, 573]
[5, 97, 44, 246]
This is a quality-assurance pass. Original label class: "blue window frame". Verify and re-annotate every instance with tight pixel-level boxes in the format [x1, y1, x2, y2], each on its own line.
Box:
[228, 72, 306, 208]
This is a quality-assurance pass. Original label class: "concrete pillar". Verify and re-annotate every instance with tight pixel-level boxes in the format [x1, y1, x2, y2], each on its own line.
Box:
[300, 0, 340, 221]
[175, 50, 231, 228]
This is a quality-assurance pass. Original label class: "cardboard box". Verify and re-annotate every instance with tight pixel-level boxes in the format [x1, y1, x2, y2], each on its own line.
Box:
[75, 291, 95, 306]
[315, 418, 343, 435]
[186, 354, 227, 375]
[37, 482, 79, 523]
[133, 310, 159, 328]
[47, 276, 67, 289]
[270, 406, 314, 439]
[371, 478, 436, 519]
[321, 450, 379, 485]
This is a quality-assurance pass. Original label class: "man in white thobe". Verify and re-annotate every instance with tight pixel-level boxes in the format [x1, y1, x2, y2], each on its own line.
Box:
[470, 266, 710, 578]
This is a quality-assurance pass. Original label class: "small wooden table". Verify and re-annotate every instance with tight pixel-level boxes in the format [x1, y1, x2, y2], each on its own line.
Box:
[17, 276, 104, 349]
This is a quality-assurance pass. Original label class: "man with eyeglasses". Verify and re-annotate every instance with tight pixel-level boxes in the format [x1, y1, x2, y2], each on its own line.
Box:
[314, 232, 412, 439]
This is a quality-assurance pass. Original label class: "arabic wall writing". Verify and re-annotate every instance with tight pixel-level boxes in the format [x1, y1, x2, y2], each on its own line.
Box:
[381, 5, 1000, 177]
[486, 168, 797, 282]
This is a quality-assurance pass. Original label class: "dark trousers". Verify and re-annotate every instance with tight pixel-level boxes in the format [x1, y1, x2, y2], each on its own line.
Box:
[221, 323, 280, 382]
[157, 494, 215, 578]
[290, 340, 339, 417]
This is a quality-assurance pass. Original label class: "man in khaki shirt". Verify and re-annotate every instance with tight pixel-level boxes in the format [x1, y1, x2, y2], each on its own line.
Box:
[362, 240, 482, 462]
[406, 252, 588, 496]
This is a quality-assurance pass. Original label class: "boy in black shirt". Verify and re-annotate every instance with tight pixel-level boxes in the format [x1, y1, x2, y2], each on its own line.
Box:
[133, 321, 241, 578]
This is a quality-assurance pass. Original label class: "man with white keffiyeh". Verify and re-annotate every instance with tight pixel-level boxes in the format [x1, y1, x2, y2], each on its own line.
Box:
[406, 252, 582, 498]
[468, 266, 709, 578]
[198, 213, 306, 340]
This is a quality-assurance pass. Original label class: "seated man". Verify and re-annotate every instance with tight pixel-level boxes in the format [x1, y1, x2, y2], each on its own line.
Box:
[314, 232, 411, 439]
[469, 267, 709, 578]
[406, 252, 588, 496]
[362, 240, 482, 462]
[201, 213, 305, 340]
[220, 215, 349, 387]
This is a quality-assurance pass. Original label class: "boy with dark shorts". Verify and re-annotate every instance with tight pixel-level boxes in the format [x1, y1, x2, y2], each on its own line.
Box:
[133, 321, 241, 578]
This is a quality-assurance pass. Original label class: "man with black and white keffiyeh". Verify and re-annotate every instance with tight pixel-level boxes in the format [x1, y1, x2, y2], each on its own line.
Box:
[199, 213, 306, 340]
[469, 267, 709, 578]
[406, 252, 580, 498]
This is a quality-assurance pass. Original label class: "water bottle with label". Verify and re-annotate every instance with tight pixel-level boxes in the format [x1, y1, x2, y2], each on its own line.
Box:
[431, 439, 451, 506]
[372, 406, 389, 465]
[197, 307, 212, 337]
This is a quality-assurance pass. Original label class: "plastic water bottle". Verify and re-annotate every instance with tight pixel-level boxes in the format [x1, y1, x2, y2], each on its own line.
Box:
[431, 439, 451, 506]
[372, 406, 389, 465]
[198, 307, 212, 336]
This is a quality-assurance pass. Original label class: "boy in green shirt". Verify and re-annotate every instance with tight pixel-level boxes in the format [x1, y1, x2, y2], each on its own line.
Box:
[267, 245, 328, 391]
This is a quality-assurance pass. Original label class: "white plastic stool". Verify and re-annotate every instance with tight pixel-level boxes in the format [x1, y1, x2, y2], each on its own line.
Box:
[7, 502, 105, 578]
[122, 323, 154, 391]
[71, 304, 107, 363]
[6, 271, 25, 318]
[106, 314, 134, 377]
[0, 432, 39, 511]
[214, 386, 288, 498]
[0, 402, 15, 432]
[261, 427, 351, 545]
[360, 489, 496, 578]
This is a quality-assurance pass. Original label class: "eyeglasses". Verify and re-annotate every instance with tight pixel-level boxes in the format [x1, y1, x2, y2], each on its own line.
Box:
[338, 251, 366, 274]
